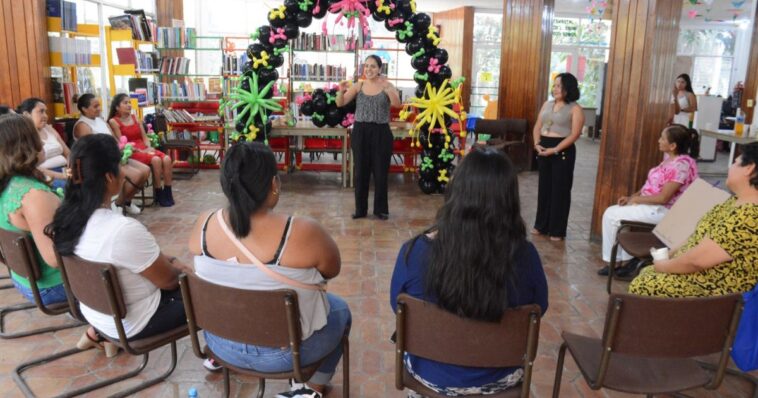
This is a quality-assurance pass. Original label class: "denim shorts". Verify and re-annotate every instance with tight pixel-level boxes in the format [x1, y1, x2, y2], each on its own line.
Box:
[12, 279, 67, 306]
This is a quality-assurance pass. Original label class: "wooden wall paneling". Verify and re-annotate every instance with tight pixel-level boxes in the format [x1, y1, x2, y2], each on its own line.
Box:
[498, 0, 554, 169]
[2, 0, 20, 105]
[31, 0, 51, 108]
[432, 7, 474, 111]
[741, 5, 758, 124]
[0, 2, 11, 107]
[590, 0, 683, 239]
[156, 0, 184, 27]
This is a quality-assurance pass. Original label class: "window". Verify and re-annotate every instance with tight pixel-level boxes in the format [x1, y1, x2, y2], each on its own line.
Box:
[470, 11, 503, 117]
[676, 28, 736, 97]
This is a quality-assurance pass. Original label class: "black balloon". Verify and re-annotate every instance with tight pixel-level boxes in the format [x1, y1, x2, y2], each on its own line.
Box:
[418, 178, 439, 194]
[430, 65, 452, 86]
[234, 122, 247, 134]
[418, 167, 436, 181]
[436, 181, 447, 194]
[411, 54, 431, 71]
[313, 0, 328, 18]
[257, 68, 279, 86]
[284, 23, 299, 39]
[257, 26, 272, 46]
[326, 106, 343, 127]
[268, 53, 284, 68]
[429, 132, 446, 147]
[409, 13, 431, 32]
[431, 48, 448, 65]
[341, 99, 356, 113]
[384, 13, 404, 32]
[415, 84, 426, 99]
[268, 9, 288, 28]
[395, 25, 415, 43]
[395, 0, 415, 17]
[284, 0, 300, 12]
[312, 113, 327, 127]
[247, 43, 270, 59]
[405, 37, 426, 56]
[312, 96, 327, 113]
[413, 71, 430, 86]
[300, 101, 314, 116]
[296, 11, 313, 27]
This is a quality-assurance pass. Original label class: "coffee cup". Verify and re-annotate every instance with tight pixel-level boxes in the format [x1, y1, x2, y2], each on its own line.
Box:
[650, 247, 669, 261]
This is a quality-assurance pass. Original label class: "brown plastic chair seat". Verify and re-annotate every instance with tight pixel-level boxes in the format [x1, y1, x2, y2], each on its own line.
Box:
[99, 325, 189, 352]
[402, 369, 522, 398]
[205, 345, 324, 380]
[616, 231, 664, 259]
[563, 332, 710, 394]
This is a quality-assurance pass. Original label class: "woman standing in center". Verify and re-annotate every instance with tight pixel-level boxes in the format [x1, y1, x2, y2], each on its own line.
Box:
[336, 55, 401, 220]
[532, 73, 584, 241]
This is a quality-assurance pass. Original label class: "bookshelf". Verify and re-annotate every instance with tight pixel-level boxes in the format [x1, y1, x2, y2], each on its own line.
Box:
[106, 27, 160, 119]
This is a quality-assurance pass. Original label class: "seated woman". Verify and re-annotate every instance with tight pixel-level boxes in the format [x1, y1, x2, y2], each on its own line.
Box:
[0, 114, 65, 305]
[188, 142, 350, 398]
[629, 143, 758, 297]
[390, 147, 548, 397]
[107, 94, 174, 207]
[47, 134, 191, 356]
[17, 98, 70, 190]
[73, 94, 150, 215]
[598, 124, 699, 277]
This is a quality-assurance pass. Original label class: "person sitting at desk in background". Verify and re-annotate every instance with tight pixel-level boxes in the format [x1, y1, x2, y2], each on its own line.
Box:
[629, 142, 758, 298]
[391, 147, 548, 397]
[597, 124, 699, 278]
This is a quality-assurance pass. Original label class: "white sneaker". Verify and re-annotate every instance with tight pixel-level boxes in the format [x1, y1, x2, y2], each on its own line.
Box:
[275, 387, 322, 398]
[124, 201, 141, 215]
[202, 358, 222, 372]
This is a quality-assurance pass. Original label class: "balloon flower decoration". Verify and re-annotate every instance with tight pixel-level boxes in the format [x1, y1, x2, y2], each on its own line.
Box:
[118, 136, 134, 165]
[239, 0, 465, 193]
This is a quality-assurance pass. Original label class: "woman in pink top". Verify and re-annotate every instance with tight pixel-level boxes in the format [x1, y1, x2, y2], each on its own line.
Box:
[598, 124, 699, 277]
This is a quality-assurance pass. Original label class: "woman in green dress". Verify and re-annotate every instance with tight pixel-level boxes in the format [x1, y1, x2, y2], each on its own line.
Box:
[0, 114, 66, 304]
[629, 143, 758, 297]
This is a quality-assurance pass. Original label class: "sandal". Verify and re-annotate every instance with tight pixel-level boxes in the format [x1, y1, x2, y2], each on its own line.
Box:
[77, 329, 119, 358]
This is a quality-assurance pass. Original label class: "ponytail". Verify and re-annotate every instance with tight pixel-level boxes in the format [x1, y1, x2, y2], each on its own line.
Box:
[664, 124, 699, 158]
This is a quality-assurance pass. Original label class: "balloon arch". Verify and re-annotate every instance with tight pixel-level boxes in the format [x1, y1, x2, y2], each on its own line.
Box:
[221, 0, 468, 194]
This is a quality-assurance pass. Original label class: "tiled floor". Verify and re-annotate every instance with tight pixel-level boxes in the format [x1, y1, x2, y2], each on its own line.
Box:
[0, 138, 754, 398]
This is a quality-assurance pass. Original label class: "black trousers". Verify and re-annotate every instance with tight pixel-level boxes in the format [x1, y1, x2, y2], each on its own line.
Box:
[128, 288, 186, 341]
[534, 136, 576, 238]
[352, 122, 393, 216]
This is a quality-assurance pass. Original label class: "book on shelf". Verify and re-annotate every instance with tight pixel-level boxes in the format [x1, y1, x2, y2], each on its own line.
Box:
[51, 78, 77, 115]
[60, 1, 77, 31]
[49, 37, 94, 65]
[116, 49, 159, 73]
[108, 15, 134, 32]
[293, 32, 358, 51]
[46, 0, 61, 18]
[156, 78, 208, 102]
[156, 27, 197, 49]
[208, 77, 222, 95]
[222, 53, 249, 75]
[292, 62, 347, 81]
[159, 57, 191, 75]
[124, 9, 153, 42]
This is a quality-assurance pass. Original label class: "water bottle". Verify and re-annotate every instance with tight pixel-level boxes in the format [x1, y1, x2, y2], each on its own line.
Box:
[188, 387, 198, 398]
[735, 108, 745, 137]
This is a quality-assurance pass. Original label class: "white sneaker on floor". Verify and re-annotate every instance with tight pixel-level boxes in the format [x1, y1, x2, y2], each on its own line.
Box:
[275, 387, 322, 398]
[202, 358, 222, 372]
[124, 201, 141, 215]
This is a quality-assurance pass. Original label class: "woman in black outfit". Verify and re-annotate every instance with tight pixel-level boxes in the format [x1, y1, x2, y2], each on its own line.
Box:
[336, 55, 401, 220]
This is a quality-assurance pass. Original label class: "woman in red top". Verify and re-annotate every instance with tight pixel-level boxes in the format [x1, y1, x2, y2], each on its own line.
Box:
[108, 94, 174, 207]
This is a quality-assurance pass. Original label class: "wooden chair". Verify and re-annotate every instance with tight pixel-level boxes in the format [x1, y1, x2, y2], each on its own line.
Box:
[394, 293, 541, 398]
[25, 255, 189, 398]
[473, 118, 528, 169]
[179, 272, 350, 398]
[552, 293, 743, 397]
[0, 229, 83, 339]
[606, 220, 663, 293]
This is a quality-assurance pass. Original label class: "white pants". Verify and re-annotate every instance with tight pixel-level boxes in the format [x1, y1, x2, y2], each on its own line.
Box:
[602, 204, 668, 262]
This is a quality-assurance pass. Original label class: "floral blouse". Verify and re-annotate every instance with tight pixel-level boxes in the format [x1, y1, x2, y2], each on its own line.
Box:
[639, 154, 698, 208]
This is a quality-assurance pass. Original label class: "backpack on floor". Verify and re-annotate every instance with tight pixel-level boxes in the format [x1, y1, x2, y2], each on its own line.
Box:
[731, 284, 758, 372]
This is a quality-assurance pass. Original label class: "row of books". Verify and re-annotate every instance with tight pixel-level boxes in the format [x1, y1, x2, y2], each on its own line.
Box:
[115, 48, 159, 73]
[222, 53, 249, 76]
[159, 57, 192, 75]
[156, 27, 197, 49]
[292, 63, 347, 81]
[49, 37, 94, 65]
[51, 78, 77, 114]
[108, 10, 155, 42]
[161, 109, 222, 124]
[47, 0, 77, 31]
[126, 78, 158, 106]
[292, 33, 359, 52]
[156, 80, 207, 102]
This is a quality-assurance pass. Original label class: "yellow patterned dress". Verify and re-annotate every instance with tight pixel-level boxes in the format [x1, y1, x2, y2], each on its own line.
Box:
[629, 197, 758, 297]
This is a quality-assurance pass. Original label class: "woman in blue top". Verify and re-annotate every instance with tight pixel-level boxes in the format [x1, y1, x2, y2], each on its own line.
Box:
[0, 114, 66, 305]
[390, 147, 549, 396]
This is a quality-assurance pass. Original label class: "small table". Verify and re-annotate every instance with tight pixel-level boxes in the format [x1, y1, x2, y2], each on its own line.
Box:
[699, 129, 758, 166]
[271, 123, 350, 188]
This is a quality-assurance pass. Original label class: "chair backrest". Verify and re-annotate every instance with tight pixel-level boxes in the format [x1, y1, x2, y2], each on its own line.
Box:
[0, 229, 41, 281]
[474, 118, 527, 142]
[604, 293, 743, 358]
[58, 255, 127, 319]
[396, 293, 541, 368]
[179, 272, 300, 348]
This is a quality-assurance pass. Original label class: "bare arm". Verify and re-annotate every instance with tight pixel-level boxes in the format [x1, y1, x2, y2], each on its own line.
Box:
[19, 189, 60, 267]
[336, 81, 361, 107]
[681, 92, 698, 113]
[628, 181, 682, 206]
[533, 102, 548, 152]
[108, 119, 123, 140]
[383, 81, 401, 107]
[48, 127, 71, 158]
[139, 253, 189, 290]
[540, 104, 584, 156]
[137, 119, 152, 149]
[74, 122, 92, 139]
[294, 218, 341, 279]
[653, 237, 731, 274]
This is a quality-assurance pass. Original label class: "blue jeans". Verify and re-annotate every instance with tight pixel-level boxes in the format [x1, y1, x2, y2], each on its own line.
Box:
[12, 279, 67, 306]
[50, 166, 66, 191]
[205, 293, 351, 385]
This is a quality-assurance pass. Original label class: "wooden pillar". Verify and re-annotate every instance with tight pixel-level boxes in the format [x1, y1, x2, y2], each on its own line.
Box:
[590, 0, 683, 239]
[742, 6, 758, 124]
[0, 0, 51, 110]
[433, 7, 474, 111]
[498, 0, 554, 169]
[156, 0, 183, 26]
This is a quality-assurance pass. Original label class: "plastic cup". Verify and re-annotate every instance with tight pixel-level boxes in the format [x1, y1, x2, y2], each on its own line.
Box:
[650, 247, 669, 261]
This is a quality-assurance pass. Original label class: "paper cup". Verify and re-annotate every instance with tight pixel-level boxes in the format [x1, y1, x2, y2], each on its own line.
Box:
[650, 247, 669, 261]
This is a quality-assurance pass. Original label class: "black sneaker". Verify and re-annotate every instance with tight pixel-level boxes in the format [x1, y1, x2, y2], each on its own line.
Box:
[614, 258, 645, 280]
[275, 387, 322, 398]
[597, 266, 610, 276]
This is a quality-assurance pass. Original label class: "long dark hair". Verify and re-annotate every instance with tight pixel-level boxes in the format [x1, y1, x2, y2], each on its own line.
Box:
[220, 142, 278, 237]
[0, 114, 45, 193]
[677, 73, 694, 93]
[16, 97, 44, 114]
[108, 93, 129, 121]
[664, 124, 699, 158]
[46, 134, 121, 255]
[420, 147, 527, 322]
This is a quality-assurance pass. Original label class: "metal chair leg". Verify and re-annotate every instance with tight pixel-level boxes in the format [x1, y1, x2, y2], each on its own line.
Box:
[256, 378, 266, 398]
[698, 360, 758, 398]
[342, 334, 350, 398]
[110, 342, 179, 398]
[0, 302, 83, 339]
[223, 367, 231, 398]
[0, 274, 13, 289]
[13, 346, 87, 397]
[552, 342, 568, 398]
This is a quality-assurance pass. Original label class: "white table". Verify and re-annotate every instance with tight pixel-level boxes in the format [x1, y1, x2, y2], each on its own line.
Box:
[699, 129, 758, 166]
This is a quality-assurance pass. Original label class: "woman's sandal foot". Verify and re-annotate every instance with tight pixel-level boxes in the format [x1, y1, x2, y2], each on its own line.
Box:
[77, 329, 119, 358]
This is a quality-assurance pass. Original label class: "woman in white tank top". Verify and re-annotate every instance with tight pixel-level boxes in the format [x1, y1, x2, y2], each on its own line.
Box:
[669, 73, 697, 127]
[17, 98, 70, 190]
[73, 94, 151, 215]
